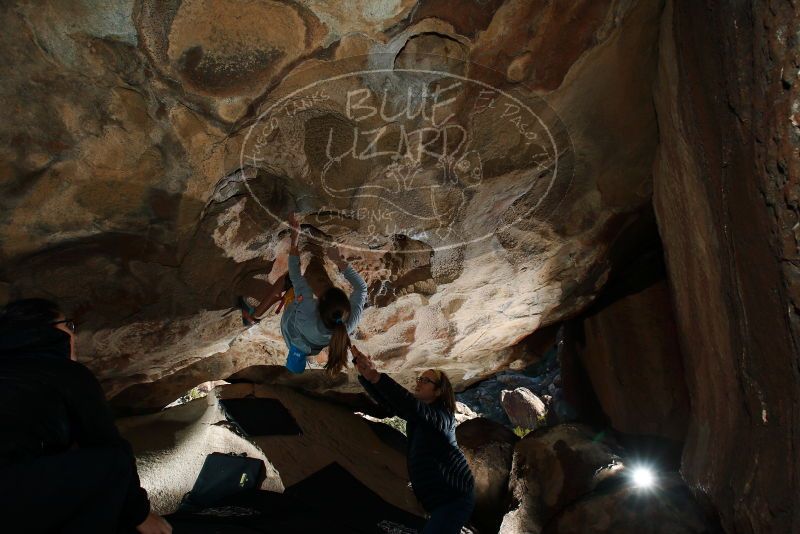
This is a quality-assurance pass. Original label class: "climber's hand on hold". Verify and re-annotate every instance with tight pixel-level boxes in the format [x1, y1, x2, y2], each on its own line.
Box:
[326, 245, 348, 270]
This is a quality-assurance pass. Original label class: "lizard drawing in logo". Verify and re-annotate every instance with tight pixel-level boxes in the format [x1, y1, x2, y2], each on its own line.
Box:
[319, 134, 484, 243]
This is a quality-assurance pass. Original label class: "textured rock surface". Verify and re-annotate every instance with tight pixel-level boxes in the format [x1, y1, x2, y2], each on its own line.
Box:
[500, 386, 547, 430]
[119, 381, 423, 518]
[119, 384, 422, 515]
[216, 382, 423, 515]
[580, 279, 689, 441]
[117, 394, 284, 515]
[499, 423, 623, 534]
[457, 341, 562, 426]
[653, 1, 800, 532]
[456, 417, 518, 534]
[455, 400, 479, 424]
[3, 1, 798, 530]
[548, 472, 716, 534]
[0, 0, 661, 406]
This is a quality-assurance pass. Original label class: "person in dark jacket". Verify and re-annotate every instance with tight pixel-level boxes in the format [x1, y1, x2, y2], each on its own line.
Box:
[352, 345, 475, 534]
[0, 298, 171, 534]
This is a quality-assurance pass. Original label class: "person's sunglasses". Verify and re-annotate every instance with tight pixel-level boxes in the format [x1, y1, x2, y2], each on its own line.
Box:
[416, 376, 439, 386]
[51, 319, 76, 333]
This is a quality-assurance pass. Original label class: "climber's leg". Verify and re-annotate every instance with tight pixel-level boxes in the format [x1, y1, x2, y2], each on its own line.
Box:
[253, 274, 288, 318]
[236, 295, 258, 327]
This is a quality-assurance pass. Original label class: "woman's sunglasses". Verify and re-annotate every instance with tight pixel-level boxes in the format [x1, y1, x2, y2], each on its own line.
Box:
[416, 376, 439, 386]
[51, 319, 76, 333]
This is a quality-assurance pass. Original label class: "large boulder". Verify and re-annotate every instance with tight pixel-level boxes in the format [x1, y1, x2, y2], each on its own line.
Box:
[455, 401, 479, 425]
[580, 279, 690, 441]
[216, 383, 423, 516]
[547, 472, 718, 534]
[500, 387, 547, 430]
[457, 417, 518, 534]
[117, 394, 284, 515]
[652, 1, 800, 531]
[118, 382, 424, 517]
[499, 424, 623, 534]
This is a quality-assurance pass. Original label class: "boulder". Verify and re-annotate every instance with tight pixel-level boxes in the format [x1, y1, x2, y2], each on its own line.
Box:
[500, 387, 547, 430]
[580, 279, 690, 441]
[499, 424, 623, 534]
[653, 1, 800, 530]
[215, 383, 424, 516]
[548, 472, 718, 534]
[457, 418, 519, 534]
[457, 351, 561, 428]
[455, 401, 479, 425]
[118, 382, 424, 517]
[117, 395, 284, 515]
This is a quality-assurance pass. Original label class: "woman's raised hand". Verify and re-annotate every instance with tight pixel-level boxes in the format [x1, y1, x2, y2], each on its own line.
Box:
[351, 345, 379, 383]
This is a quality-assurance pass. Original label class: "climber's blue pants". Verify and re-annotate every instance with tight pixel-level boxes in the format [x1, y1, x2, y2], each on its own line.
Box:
[285, 343, 308, 374]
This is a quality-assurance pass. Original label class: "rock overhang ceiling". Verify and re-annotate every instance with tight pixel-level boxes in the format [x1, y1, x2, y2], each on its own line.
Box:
[0, 0, 662, 409]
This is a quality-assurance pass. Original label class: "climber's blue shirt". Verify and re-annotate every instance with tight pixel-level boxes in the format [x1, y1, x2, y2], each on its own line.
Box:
[280, 255, 367, 357]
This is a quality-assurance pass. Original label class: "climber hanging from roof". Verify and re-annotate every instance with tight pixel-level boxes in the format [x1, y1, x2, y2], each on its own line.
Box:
[236, 212, 368, 375]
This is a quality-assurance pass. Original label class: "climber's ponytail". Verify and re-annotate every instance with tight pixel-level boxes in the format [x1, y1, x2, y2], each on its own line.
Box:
[319, 286, 351, 375]
[327, 323, 350, 375]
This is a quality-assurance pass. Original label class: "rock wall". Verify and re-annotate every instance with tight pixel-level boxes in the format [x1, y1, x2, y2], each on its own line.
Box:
[500, 423, 624, 533]
[499, 424, 717, 533]
[0, 0, 663, 405]
[118, 382, 422, 516]
[653, 1, 800, 532]
[3, 0, 798, 529]
[581, 279, 689, 442]
[117, 394, 284, 515]
[457, 417, 518, 533]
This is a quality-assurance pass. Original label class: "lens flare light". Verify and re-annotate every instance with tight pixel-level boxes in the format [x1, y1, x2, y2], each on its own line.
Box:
[630, 466, 656, 489]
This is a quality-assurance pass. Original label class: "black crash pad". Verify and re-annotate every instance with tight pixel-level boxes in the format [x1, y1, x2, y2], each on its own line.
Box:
[285, 462, 425, 533]
[166, 490, 342, 534]
[167, 462, 425, 533]
[219, 398, 302, 437]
